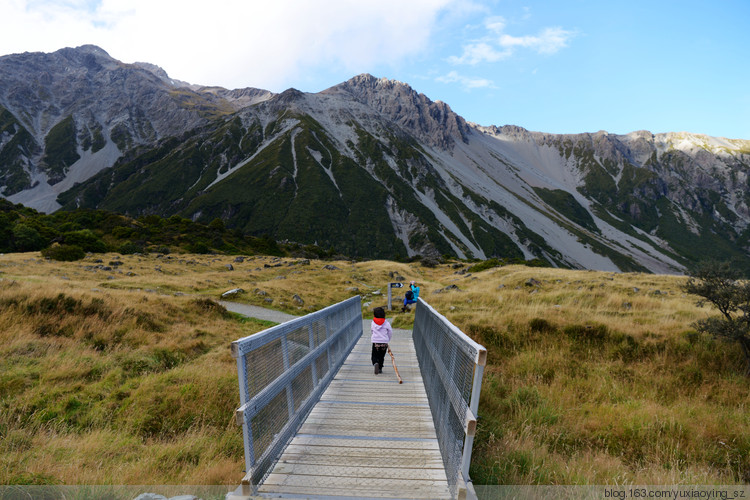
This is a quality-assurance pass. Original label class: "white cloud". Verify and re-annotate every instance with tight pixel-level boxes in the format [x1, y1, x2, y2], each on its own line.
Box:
[499, 27, 575, 54]
[447, 42, 511, 65]
[0, 0, 458, 90]
[436, 70, 495, 90]
[485, 16, 507, 35]
[449, 14, 576, 65]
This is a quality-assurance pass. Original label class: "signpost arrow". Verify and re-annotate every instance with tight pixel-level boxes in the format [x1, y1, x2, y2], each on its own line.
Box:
[387, 282, 404, 310]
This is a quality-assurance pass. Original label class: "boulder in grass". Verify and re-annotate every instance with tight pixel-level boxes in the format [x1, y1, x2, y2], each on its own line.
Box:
[221, 288, 245, 298]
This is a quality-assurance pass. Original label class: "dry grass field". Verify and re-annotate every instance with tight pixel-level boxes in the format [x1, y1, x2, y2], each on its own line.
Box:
[0, 252, 748, 489]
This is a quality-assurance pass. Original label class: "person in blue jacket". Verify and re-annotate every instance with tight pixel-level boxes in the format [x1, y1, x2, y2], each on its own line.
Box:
[401, 280, 420, 312]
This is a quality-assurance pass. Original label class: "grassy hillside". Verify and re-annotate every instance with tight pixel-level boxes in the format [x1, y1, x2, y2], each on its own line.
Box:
[430, 266, 749, 485]
[0, 252, 747, 490]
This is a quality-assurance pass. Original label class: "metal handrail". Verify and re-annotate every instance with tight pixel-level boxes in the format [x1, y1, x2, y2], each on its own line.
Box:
[413, 298, 487, 499]
[230, 296, 362, 494]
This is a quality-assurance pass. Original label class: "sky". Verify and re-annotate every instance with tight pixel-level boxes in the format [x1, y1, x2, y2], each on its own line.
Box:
[1, 0, 749, 139]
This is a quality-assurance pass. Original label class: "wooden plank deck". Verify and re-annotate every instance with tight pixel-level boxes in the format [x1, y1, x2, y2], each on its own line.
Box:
[257, 322, 451, 499]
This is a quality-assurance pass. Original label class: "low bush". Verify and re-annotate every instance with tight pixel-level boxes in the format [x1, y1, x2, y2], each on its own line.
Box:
[41, 244, 85, 261]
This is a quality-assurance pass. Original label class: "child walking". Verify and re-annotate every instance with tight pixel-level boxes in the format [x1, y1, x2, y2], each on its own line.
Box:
[370, 307, 392, 375]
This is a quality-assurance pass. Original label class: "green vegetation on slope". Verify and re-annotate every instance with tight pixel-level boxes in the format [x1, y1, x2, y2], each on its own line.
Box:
[0, 198, 293, 257]
[79, 122, 107, 154]
[184, 115, 408, 258]
[533, 187, 598, 233]
[564, 140, 750, 273]
[350, 125, 456, 258]
[0, 106, 37, 195]
[42, 115, 80, 184]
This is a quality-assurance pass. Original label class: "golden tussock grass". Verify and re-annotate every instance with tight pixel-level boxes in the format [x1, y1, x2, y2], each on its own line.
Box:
[1, 252, 748, 487]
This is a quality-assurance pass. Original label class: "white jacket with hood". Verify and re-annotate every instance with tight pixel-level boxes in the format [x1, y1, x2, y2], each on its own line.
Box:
[370, 318, 392, 343]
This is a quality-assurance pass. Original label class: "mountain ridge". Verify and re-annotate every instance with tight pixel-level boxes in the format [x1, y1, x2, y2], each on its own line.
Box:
[1, 45, 749, 273]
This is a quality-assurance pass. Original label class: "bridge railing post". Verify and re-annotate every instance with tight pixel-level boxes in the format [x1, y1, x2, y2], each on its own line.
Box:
[461, 359, 486, 488]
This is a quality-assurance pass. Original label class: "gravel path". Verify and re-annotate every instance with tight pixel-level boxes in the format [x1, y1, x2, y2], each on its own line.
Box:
[220, 301, 411, 338]
[219, 301, 299, 324]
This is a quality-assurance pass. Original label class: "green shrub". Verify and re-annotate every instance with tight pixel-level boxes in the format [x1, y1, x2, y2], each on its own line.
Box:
[563, 323, 609, 344]
[118, 241, 143, 255]
[468, 258, 502, 273]
[525, 258, 549, 268]
[41, 244, 85, 261]
[468, 324, 514, 359]
[62, 229, 108, 252]
[529, 317, 556, 333]
[190, 298, 230, 318]
[187, 241, 210, 254]
[12, 223, 46, 251]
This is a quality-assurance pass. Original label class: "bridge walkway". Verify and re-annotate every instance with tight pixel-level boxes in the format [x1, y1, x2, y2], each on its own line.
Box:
[221, 301, 452, 499]
[257, 324, 451, 498]
[221, 301, 451, 499]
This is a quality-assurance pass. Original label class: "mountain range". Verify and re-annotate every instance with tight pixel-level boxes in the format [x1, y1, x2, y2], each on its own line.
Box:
[1, 45, 749, 273]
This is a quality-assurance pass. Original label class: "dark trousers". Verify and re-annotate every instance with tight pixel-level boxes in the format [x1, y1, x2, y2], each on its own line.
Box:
[371, 343, 388, 368]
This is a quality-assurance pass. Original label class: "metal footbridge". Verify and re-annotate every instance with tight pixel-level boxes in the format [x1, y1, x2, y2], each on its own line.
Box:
[228, 297, 486, 499]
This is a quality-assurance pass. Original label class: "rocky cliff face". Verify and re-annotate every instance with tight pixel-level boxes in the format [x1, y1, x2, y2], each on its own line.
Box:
[0, 45, 269, 199]
[324, 74, 471, 149]
[2, 45, 749, 273]
[0, 46, 213, 143]
[527, 129, 750, 235]
[475, 125, 750, 269]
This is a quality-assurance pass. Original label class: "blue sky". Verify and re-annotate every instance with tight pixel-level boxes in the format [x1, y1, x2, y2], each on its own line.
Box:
[1, 0, 748, 139]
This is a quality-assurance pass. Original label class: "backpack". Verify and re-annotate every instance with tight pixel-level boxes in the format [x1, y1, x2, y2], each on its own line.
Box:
[405, 290, 414, 300]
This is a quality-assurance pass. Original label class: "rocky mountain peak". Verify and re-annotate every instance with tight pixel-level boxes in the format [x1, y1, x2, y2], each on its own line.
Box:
[479, 124, 534, 141]
[64, 44, 110, 56]
[626, 130, 656, 141]
[132, 61, 182, 86]
[199, 86, 274, 109]
[276, 88, 306, 103]
[54, 45, 120, 72]
[0, 45, 221, 142]
[337, 73, 412, 93]
[325, 73, 470, 150]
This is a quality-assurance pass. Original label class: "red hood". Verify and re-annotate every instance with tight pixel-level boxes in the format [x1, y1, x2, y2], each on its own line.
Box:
[373, 317, 385, 325]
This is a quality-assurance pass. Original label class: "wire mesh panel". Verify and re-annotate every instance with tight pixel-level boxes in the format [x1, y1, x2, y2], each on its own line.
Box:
[243, 338, 283, 403]
[231, 296, 362, 490]
[413, 299, 487, 499]
[251, 388, 289, 463]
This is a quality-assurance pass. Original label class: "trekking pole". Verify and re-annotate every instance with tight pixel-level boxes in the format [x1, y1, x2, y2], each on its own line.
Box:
[387, 347, 403, 384]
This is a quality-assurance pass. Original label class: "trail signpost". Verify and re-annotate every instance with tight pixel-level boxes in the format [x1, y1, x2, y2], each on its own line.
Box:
[387, 282, 403, 311]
